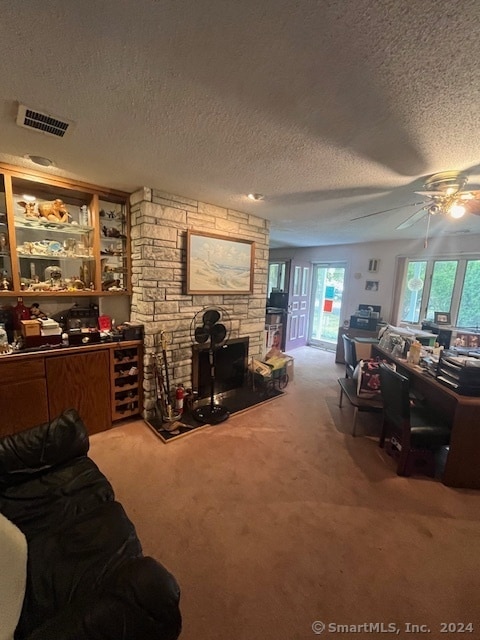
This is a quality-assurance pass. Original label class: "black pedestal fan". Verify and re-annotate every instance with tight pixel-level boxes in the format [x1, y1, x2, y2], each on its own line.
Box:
[191, 307, 230, 424]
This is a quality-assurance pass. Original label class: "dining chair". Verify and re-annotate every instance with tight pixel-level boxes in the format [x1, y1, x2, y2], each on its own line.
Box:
[342, 334, 358, 378]
[338, 376, 383, 436]
[378, 363, 451, 477]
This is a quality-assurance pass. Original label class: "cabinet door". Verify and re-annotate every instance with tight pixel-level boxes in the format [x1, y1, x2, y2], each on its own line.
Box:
[99, 199, 129, 292]
[46, 350, 111, 434]
[0, 357, 49, 436]
[10, 176, 97, 292]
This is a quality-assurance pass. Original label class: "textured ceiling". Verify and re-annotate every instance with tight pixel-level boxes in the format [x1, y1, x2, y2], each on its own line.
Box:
[1, 0, 480, 248]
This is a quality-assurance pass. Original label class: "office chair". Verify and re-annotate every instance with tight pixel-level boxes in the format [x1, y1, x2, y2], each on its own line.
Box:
[378, 363, 450, 477]
[342, 334, 358, 378]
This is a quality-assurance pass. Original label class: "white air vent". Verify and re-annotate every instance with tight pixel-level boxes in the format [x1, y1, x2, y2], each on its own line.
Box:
[16, 104, 73, 138]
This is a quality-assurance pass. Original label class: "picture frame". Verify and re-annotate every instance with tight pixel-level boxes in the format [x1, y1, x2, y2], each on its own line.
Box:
[434, 312, 451, 325]
[365, 280, 379, 291]
[186, 229, 255, 294]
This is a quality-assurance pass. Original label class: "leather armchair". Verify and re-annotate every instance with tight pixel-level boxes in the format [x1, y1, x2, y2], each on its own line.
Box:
[0, 409, 181, 640]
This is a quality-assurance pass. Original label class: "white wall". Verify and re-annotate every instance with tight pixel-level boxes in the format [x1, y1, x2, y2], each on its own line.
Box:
[270, 233, 480, 325]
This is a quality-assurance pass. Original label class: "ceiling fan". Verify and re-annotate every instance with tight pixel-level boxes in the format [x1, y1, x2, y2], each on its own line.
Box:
[351, 171, 480, 233]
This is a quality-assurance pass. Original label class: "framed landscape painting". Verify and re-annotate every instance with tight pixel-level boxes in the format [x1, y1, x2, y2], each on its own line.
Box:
[187, 230, 255, 294]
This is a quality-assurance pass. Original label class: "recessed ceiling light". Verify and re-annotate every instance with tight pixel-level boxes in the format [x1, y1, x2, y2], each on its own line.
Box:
[24, 154, 54, 167]
[247, 193, 264, 201]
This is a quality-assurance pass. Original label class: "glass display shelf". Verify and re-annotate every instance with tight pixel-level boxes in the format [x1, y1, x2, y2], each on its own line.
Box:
[15, 218, 94, 234]
[15, 218, 95, 293]
[99, 199, 128, 292]
[0, 164, 131, 296]
[0, 174, 13, 291]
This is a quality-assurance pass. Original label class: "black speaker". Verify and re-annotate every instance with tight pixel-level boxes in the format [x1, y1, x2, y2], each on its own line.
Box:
[436, 329, 452, 349]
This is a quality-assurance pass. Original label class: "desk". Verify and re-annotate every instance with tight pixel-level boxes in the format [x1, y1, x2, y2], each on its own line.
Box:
[373, 345, 480, 489]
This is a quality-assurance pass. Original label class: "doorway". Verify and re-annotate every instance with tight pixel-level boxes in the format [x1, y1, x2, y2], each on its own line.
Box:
[285, 260, 311, 352]
[309, 263, 346, 350]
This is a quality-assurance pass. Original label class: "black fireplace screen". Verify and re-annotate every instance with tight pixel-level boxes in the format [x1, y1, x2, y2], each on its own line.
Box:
[192, 337, 249, 399]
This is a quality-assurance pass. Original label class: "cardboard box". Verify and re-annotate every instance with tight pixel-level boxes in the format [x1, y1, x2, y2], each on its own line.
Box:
[20, 319, 41, 337]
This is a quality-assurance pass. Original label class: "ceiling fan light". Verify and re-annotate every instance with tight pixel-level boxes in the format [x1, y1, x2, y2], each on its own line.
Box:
[449, 203, 466, 219]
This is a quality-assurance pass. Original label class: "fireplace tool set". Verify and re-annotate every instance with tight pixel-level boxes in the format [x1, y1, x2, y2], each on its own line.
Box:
[152, 331, 183, 429]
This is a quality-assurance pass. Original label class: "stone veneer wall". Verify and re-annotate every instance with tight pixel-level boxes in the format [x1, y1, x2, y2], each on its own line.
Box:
[129, 187, 270, 418]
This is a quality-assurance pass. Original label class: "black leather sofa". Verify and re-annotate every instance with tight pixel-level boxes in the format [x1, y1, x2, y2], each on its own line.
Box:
[0, 409, 182, 640]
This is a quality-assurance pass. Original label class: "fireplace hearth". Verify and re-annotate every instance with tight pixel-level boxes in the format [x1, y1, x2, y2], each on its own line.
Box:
[146, 382, 284, 442]
[145, 336, 285, 442]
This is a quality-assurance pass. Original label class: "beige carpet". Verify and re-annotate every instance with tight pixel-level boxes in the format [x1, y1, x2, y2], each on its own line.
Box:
[89, 346, 480, 640]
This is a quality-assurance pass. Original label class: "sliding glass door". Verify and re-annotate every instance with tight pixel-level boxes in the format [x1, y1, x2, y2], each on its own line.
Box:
[309, 263, 346, 349]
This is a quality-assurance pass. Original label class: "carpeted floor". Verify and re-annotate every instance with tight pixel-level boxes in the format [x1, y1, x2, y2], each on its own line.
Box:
[89, 346, 480, 640]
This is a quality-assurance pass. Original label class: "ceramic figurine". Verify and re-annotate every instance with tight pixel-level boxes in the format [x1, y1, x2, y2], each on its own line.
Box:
[18, 201, 38, 219]
[38, 199, 70, 223]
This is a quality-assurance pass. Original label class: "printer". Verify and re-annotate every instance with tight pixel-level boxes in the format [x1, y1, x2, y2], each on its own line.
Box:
[349, 305, 381, 331]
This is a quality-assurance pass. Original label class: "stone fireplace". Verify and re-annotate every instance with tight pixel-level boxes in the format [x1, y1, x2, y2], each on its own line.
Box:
[128, 187, 269, 419]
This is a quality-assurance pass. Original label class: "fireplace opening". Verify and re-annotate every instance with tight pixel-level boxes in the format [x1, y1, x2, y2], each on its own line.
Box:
[192, 337, 249, 400]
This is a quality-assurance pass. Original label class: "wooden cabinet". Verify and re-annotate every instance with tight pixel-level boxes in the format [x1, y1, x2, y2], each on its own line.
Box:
[0, 341, 143, 437]
[46, 350, 111, 435]
[0, 357, 49, 436]
[0, 162, 130, 298]
[110, 343, 143, 422]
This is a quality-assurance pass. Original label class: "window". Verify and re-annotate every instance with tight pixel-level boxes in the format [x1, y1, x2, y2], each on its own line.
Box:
[402, 261, 426, 323]
[293, 266, 301, 296]
[268, 262, 286, 296]
[400, 257, 480, 328]
[457, 260, 480, 327]
[301, 267, 309, 296]
[426, 261, 457, 320]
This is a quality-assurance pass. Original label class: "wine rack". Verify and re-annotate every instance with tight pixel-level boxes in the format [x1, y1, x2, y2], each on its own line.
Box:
[110, 342, 143, 421]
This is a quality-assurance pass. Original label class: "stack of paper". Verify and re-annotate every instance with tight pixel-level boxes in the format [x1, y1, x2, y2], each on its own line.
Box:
[39, 318, 62, 336]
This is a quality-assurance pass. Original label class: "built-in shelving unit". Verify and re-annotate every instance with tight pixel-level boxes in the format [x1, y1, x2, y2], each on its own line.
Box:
[0, 163, 130, 297]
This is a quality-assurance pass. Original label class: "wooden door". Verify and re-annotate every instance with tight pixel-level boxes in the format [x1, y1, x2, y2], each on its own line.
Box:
[285, 260, 312, 351]
[46, 350, 111, 434]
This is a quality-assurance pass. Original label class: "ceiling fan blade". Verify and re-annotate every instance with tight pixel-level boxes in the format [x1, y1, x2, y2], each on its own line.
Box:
[351, 201, 425, 222]
[458, 191, 480, 200]
[396, 206, 428, 230]
[465, 200, 480, 215]
[414, 190, 446, 197]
